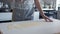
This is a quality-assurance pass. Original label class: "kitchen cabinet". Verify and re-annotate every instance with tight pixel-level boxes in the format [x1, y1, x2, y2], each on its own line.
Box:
[0, 12, 12, 21]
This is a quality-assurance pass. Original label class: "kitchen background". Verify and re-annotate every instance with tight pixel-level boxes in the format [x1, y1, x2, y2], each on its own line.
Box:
[0, 0, 60, 23]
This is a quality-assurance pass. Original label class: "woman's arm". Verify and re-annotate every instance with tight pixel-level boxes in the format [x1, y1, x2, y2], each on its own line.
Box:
[34, 0, 53, 22]
[34, 0, 45, 16]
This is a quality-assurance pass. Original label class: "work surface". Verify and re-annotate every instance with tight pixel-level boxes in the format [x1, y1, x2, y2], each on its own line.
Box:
[0, 19, 60, 34]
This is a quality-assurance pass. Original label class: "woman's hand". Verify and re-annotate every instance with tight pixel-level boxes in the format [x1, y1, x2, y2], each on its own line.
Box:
[42, 15, 53, 22]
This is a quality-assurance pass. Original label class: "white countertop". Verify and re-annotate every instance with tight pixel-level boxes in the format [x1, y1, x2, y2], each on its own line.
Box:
[43, 8, 54, 10]
[0, 19, 60, 34]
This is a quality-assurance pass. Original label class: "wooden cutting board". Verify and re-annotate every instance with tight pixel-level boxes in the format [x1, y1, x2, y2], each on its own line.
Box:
[0, 19, 60, 34]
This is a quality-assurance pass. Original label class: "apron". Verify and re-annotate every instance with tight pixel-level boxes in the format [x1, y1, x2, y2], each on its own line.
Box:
[11, 0, 34, 21]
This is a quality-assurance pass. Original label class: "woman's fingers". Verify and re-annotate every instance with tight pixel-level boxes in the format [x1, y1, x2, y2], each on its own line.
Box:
[47, 18, 53, 22]
[45, 19, 48, 22]
[44, 17, 53, 22]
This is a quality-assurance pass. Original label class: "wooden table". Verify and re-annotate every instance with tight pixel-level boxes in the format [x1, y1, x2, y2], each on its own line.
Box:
[0, 19, 60, 34]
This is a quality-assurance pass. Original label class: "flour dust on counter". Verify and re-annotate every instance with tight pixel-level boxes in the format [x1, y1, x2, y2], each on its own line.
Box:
[0, 19, 60, 34]
[7, 21, 49, 31]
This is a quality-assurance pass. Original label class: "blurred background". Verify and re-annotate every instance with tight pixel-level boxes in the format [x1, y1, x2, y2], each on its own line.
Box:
[0, 0, 60, 23]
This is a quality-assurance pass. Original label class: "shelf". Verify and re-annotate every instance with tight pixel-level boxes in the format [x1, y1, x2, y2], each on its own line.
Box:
[42, 8, 54, 10]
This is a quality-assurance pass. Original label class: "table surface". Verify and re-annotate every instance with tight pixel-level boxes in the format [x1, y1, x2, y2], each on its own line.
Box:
[0, 19, 60, 34]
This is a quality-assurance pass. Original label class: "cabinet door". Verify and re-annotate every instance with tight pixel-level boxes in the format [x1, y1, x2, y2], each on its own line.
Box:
[57, 11, 60, 20]
[0, 13, 12, 21]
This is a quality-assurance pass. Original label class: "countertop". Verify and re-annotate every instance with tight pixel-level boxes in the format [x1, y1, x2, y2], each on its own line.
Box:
[0, 19, 60, 34]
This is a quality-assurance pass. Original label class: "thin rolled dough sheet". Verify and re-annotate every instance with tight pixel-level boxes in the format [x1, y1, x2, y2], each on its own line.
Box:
[7, 22, 41, 30]
[0, 19, 60, 34]
[7, 19, 59, 30]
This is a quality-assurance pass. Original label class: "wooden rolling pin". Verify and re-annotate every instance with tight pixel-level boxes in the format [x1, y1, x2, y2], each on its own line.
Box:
[0, 31, 3, 34]
[54, 32, 60, 34]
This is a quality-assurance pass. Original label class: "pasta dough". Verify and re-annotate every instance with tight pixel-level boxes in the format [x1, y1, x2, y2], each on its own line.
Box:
[7, 22, 42, 30]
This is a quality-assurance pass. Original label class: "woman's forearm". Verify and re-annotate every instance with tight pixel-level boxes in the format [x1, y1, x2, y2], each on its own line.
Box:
[34, 0, 45, 17]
